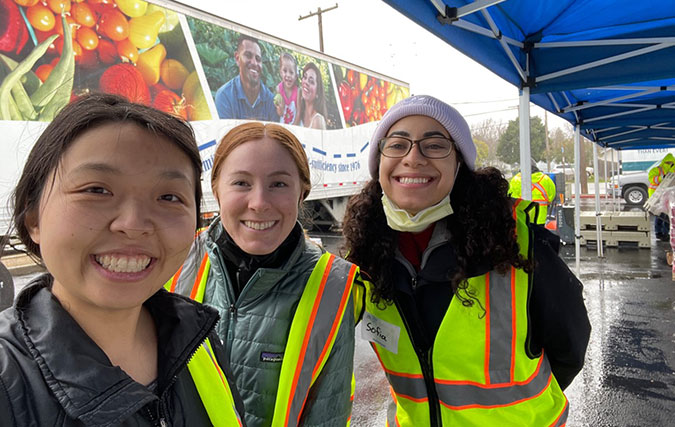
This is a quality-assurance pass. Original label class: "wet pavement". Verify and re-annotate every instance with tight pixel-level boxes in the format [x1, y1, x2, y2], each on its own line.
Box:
[562, 237, 675, 426]
[9, 212, 675, 426]
[315, 221, 675, 427]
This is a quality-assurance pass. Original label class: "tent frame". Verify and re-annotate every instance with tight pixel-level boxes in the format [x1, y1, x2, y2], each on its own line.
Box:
[428, 0, 675, 265]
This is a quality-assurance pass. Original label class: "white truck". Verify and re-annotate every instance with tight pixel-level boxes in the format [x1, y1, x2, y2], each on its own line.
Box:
[612, 168, 651, 206]
[619, 148, 675, 173]
[0, 0, 409, 234]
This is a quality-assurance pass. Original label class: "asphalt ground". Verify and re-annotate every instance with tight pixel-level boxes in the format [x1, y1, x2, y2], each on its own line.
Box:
[7, 207, 675, 426]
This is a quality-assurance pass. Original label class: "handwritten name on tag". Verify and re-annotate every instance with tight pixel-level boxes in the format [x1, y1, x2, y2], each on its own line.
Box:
[361, 312, 401, 354]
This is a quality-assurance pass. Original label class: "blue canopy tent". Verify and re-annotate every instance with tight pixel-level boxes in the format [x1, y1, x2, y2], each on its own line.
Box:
[383, 0, 675, 267]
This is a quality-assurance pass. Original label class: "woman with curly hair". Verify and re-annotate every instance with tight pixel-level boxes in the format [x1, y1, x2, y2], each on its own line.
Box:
[343, 95, 590, 426]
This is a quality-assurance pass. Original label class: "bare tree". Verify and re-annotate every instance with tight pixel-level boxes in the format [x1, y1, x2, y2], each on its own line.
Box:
[471, 118, 505, 164]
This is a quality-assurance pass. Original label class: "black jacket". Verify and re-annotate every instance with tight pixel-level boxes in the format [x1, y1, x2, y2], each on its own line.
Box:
[392, 221, 590, 391]
[0, 275, 245, 427]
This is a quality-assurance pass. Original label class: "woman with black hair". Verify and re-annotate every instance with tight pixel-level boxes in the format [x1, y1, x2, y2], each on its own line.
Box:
[343, 95, 590, 426]
[0, 94, 244, 426]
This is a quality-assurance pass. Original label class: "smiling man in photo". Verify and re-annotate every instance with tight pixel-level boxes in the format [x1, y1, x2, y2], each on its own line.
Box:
[215, 34, 280, 122]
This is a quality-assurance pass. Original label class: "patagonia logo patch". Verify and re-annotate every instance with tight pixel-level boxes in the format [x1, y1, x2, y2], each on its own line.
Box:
[260, 352, 284, 363]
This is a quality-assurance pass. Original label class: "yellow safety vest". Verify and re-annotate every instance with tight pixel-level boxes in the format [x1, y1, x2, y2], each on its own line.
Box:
[362, 200, 568, 426]
[509, 172, 556, 224]
[168, 252, 358, 427]
[188, 338, 244, 426]
[648, 154, 675, 197]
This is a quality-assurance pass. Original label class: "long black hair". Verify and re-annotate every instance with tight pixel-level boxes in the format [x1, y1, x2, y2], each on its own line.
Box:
[342, 164, 532, 305]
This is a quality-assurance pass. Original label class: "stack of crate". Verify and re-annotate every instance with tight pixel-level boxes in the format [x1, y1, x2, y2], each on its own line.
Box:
[579, 211, 650, 248]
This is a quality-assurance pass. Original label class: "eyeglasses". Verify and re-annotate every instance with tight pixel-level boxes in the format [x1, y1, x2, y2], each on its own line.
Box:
[379, 136, 455, 159]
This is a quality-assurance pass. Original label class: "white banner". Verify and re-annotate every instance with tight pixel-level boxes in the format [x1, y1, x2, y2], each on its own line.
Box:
[0, 119, 376, 233]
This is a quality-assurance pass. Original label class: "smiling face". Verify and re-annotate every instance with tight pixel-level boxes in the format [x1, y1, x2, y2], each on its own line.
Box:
[280, 57, 297, 92]
[26, 122, 197, 313]
[301, 67, 318, 104]
[214, 137, 302, 255]
[378, 115, 459, 215]
[236, 39, 262, 88]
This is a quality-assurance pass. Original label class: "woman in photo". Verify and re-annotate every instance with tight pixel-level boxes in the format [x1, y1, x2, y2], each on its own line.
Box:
[295, 62, 328, 130]
[0, 94, 244, 426]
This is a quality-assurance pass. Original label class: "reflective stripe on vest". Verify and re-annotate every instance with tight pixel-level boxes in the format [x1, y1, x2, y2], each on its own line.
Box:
[180, 251, 357, 427]
[435, 269, 553, 409]
[272, 252, 357, 426]
[531, 178, 549, 204]
[531, 175, 553, 224]
[188, 338, 243, 426]
[364, 201, 568, 426]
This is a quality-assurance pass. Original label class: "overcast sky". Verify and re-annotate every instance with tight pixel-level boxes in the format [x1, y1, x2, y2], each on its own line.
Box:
[174, 0, 570, 131]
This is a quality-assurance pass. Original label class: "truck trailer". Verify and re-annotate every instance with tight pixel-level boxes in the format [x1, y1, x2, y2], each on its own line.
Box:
[0, 0, 409, 235]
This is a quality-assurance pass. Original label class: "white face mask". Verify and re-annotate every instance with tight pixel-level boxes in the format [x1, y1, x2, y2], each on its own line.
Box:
[381, 193, 454, 232]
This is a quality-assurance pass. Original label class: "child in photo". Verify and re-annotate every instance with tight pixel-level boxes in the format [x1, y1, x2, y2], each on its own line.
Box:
[275, 52, 299, 124]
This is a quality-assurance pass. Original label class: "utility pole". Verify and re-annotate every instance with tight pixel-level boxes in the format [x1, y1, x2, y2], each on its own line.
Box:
[299, 4, 338, 52]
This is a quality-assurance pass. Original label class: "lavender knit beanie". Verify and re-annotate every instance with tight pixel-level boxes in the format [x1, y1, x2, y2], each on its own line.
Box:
[369, 95, 476, 179]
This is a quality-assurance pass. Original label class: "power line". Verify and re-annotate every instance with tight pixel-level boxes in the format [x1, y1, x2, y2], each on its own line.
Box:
[451, 98, 518, 105]
[464, 106, 519, 117]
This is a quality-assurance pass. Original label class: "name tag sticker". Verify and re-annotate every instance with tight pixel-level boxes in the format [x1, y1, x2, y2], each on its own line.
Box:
[361, 312, 400, 354]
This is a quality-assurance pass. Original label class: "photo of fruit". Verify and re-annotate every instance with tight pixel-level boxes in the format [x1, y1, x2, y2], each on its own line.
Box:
[0, 0, 212, 121]
[332, 64, 409, 128]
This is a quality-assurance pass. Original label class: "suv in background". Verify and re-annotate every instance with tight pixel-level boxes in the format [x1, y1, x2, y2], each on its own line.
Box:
[611, 160, 656, 205]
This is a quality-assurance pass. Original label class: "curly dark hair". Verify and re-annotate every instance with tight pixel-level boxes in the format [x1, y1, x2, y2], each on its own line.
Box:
[342, 165, 533, 306]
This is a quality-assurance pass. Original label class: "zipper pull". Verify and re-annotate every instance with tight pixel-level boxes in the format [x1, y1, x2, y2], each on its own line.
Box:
[159, 419, 168, 427]
[411, 276, 418, 290]
[226, 304, 237, 342]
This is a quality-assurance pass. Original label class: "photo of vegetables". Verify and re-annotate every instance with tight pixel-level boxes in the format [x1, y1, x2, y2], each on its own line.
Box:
[333, 64, 409, 128]
[0, 0, 211, 121]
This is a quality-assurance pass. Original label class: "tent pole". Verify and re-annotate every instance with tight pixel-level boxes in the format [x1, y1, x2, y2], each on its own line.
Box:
[612, 149, 619, 212]
[610, 150, 616, 212]
[604, 147, 609, 212]
[519, 87, 532, 201]
[593, 142, 604, 257]
[574, 125, 582, 275]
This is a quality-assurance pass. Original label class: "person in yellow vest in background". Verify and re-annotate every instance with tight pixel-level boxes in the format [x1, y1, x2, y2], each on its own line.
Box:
[167, 122, 358, 427]
[0, 95, 244, 426]
[508, 160, 556, 225]
[648, 153, 675, 241]
[342, 95, 590, 426]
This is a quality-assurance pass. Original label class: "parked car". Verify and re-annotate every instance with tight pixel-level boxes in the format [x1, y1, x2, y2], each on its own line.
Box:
[551, 164, 593, 178]
[610, 160, 657, 205]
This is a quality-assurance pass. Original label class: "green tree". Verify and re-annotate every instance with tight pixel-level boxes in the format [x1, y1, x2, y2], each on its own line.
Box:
[549, 126, 593, 166]
[496, 117, 547, 164]
[474, 139, 489, 167]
